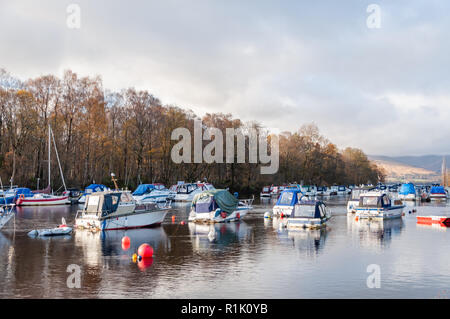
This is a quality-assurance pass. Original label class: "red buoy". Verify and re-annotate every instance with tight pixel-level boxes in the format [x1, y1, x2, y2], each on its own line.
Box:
[122, 236, 131, 251]
[180, 221, 185, 225]
[138, 243, 154, 258]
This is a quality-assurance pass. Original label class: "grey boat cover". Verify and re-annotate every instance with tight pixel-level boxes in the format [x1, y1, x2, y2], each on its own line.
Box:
[192, 189, 239, 214]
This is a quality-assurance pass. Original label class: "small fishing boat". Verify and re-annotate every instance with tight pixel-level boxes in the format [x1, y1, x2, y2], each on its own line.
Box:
[429, 186, 447, 200]
[28, 218, 72, 237]
[398, 183, 417, 201]
[0, 205, 15, 230]
[329, 186, 338, 196]
[188, 189, 253, 223]
[171, 182, 215, 202]
[75, 191, 170, 230]
[347, 186, 375, 213]
[272, 188, 304, 217]
[78, 184, 110, 204]
[132, 184, 171, 204]
[355, 192, 405, 219]
[287, 200, 331, 230]
[260, 186, 272, 198]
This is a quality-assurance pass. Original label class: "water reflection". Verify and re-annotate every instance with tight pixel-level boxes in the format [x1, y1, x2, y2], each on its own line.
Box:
[188, 222, 252, 252]
[347, 215, 404, 250]
[286, 229, 328, 257]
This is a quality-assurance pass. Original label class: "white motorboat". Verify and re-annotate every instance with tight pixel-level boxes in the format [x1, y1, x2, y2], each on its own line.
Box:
[260, 185, 272, 198]
[171, 182, 215, 202]
[132, 183, 171, 203]
[398, 183, 417, 201]
[347, 186, 375, 213]
[75, 191, 170, 231]
[188, 189, 253, 223]
[272, 188, 304, 217]
[355, 192, 405, 220]
[287, 200, 331, 230]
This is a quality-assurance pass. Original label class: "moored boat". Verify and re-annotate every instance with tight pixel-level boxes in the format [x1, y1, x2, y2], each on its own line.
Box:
[16, 193, 70, 206]
[0, 205, 15, 230]
[132, 183, 170, 204]
[287, 200, 331, 230]
[260, 186, 272, 198]
[355, 192, 405, 219]
[429, 186, 447, 200]
[398, 183, 417, 201]
[347, 186, 375, 213]
[171, 182, 215, 202]
[188, 189, 253, 223]
[28, 218, 72, 237]
[75, 191, 170, 231]
[272, 188, 304, 217]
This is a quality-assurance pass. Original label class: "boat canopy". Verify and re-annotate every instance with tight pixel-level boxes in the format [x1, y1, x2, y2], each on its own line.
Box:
[399, 183, 415, 195]
[430, 186, 446, 194]
[84, 184, 108, 193]
[275, 189, 303, 206]
[192, 189, 239, 214]
[293, 200, 326, 219]
[133, 184, 156, 196]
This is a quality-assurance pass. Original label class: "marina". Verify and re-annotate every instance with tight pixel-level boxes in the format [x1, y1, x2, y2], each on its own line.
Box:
[1, 195, 450, 298]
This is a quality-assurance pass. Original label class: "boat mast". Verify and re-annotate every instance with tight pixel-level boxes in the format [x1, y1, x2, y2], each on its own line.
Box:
[442, 157, 447, 187]
[48, 124, 51, 191]
[50, 125, 67, 192]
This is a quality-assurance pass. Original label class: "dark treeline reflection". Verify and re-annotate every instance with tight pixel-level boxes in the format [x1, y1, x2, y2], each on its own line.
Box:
[0, 69, 384, 194]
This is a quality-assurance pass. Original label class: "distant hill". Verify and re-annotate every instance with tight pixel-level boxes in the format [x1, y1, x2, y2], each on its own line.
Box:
[369, 155, 449, 174]
[371, 158, 440, 183]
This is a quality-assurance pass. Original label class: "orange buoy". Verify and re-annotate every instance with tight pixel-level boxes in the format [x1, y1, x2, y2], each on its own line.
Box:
[355, 216, 359, 221]
[138, 243, 154, 258]
[122, 236, 131, 251]
[137, 257, 154, 271]
[172, 215, 176, 223]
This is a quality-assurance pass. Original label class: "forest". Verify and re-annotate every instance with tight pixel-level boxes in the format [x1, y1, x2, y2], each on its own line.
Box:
[0, 68, 385, 194]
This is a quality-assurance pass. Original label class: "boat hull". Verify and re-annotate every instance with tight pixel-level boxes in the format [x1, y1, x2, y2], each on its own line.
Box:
[16, 196, 70, 206]
[76, 209, 168, 231]
[189, 208, 249, 223]
[355, 206, 404, 219]
[273, 205, 294, 217]
[287, 217, 328, 230]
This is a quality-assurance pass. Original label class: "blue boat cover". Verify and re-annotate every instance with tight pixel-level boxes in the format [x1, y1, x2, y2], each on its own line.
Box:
[13, 188, 34, 200]
[84, 184, 108, 193]
[275, 189, 303, 206]
[399, 183, 415, 195]
[430, 186, 446, 194]
[133, 184, 156, 196]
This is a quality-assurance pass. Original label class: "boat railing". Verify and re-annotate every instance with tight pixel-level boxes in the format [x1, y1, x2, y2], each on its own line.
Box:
[239, 196, 254, 208]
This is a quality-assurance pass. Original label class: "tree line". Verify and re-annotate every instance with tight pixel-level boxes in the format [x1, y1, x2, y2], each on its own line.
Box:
[0, 68, 384, 194]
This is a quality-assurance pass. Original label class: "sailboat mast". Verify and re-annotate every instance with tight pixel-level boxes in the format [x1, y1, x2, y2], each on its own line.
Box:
[48, 124, 51, 190]
[50, 126, 67, 191]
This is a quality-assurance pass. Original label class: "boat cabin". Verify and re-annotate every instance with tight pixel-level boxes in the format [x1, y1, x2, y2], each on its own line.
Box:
[358, 192, 401, 209]
[292, 200, 330, 220]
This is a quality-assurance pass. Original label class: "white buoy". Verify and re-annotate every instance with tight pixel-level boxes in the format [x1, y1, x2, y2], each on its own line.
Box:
[264, 211, 273, 219]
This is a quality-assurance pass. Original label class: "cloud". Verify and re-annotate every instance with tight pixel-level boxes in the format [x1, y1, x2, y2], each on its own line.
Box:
[0, 0, 448, 156]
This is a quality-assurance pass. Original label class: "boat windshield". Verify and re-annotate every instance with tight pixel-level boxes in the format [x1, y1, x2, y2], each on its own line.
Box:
[361, 196, 379, 207]
[351, 190, 362, 200]
[278, 192, 294, 205]
[86, 195, 100, 214]
[294, 205, 316, 218]
[262, 187, 269, 192]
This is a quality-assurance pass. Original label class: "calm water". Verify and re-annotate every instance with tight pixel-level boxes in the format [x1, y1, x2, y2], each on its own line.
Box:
[1, 197, 450, 299]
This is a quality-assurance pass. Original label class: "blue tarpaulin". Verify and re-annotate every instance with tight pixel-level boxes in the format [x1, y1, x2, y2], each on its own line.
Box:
[133, 184, 156, 196]
[399, 183, 415, 195]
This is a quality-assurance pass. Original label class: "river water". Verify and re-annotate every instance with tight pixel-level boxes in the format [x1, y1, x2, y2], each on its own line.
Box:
[1, 196, 450, 299]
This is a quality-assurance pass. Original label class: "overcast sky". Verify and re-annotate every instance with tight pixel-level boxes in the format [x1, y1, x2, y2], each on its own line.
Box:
[0, 0, 449, 156]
